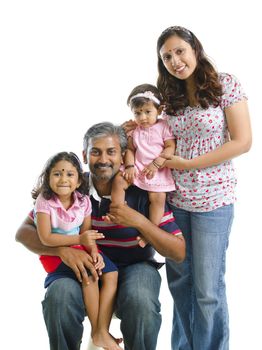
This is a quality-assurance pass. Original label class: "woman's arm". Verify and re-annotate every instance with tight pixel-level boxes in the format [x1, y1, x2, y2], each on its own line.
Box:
[15, 216, 99, 284]
[106, 203, 186, 262]
[164, 100, 252, 170]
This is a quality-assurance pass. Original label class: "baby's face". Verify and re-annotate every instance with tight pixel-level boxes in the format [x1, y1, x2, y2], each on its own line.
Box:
[132, 101, 160, 128]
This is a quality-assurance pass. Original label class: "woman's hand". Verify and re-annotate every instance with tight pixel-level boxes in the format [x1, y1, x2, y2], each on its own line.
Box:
[121, 119, 137, 134]
[160, 153, 189, 170]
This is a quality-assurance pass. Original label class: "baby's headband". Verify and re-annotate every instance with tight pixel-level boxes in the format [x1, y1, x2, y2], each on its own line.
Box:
[129, 91, 160, 105]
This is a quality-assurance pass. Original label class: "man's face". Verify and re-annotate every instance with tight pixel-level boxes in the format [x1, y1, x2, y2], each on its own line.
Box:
[83, 135, 123, 182]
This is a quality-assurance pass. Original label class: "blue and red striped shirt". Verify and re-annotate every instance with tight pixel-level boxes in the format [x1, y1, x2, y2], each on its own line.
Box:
[91, 185, 182, 266]
[32, 184, 182, 275]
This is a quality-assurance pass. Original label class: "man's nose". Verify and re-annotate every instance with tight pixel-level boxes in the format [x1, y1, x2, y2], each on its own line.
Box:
[99, 152, 108, 163]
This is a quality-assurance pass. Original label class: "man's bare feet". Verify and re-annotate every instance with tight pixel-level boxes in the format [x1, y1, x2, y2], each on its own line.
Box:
[92, 330, 123, 350]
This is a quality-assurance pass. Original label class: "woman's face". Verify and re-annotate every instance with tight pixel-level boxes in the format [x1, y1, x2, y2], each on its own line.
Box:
[159, 35, 197, 81]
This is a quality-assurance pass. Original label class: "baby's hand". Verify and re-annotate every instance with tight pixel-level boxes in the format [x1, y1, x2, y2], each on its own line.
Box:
[142, 162, 158, 179]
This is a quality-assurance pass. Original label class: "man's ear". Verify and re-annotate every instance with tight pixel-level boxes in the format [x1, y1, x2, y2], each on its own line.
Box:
[82, 150, 87, 164]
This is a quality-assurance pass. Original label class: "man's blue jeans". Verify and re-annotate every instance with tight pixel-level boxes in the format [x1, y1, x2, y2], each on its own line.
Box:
[166, 204, 234, 350]
[42, 262, 162, 350]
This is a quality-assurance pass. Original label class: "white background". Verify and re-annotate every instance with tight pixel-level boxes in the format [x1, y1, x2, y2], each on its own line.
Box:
[1, 1, 261, 349]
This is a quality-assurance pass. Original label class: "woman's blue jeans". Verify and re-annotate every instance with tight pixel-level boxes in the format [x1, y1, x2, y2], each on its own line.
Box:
[166, 204, 234, 350]
[42, 262, 162, 350]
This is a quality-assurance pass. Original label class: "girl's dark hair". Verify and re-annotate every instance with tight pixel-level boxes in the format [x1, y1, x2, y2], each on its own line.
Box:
[127, 83, 163, 109]
[31, 152, 88, 200]
[156, 26, 223, 113]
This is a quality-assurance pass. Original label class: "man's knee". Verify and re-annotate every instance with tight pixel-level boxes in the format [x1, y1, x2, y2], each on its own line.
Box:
[42, 278, 85, 320]
[116, 263, 161, 319]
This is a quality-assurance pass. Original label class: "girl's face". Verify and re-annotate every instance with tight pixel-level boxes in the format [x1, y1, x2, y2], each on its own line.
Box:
[49, 160, 81, 198]
[159, 35, 197, 81]
[132, 101, 161, 128]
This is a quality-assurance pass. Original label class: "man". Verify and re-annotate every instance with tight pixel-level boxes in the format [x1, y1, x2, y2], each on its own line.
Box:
[16, 122, 185, 350]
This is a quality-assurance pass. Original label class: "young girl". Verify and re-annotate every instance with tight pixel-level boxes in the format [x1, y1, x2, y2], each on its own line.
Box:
[112, 84, 176, 244]
[156, 26, 252, 349]
[32, 151, 122, 350]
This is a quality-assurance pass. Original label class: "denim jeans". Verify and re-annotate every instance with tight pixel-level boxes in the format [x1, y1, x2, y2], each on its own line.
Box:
[166, 204, 234, 350]
[42, 262, 162, 350]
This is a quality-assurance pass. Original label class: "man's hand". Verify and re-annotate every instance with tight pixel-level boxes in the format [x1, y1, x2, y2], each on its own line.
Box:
[58, 247, 99, 285]
[105, 202, 146, 228]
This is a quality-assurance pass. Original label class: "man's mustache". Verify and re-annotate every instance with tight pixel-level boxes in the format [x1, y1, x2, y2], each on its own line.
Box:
[94, 163, 113, 169]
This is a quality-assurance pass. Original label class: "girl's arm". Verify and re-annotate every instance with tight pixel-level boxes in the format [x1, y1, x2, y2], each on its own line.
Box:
[123, 136, 136, 182]
[124, 136, 136, 166]
[37, 212, 103, 247]
[142, 139, 176, 179]
[79, 216, 103, 252]
[37, 212, 81, 247]
[153, 138, 176, 167]
[79, 215, 104, 268]
[164, 100, 252, 170]
[15, 216, 99, 284]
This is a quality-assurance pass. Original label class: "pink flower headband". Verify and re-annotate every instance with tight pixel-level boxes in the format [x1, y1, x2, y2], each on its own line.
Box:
[129, 91, 160, 105]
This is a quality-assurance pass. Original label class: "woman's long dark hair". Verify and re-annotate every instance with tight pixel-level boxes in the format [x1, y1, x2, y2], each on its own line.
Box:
[157, 26, 223, 114]
[32, 152, 89, 200]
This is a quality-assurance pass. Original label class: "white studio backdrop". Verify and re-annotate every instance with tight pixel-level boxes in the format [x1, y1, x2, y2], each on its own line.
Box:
[1, 1, 261, 349]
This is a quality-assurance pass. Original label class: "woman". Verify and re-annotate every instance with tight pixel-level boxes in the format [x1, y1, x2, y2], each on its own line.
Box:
[156, 26, 252, 350]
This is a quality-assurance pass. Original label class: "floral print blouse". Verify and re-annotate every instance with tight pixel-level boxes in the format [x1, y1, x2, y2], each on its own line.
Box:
[165, 73, 247, 212]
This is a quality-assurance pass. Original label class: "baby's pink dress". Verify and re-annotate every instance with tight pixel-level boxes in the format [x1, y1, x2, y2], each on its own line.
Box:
[131, 119, 176, 192]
